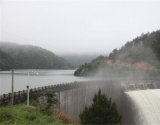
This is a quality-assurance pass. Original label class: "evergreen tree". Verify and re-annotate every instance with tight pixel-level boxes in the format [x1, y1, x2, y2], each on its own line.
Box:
[79, 89, 121, 125]
[45, 89, 57, 109]
[44, 89, 57, 115]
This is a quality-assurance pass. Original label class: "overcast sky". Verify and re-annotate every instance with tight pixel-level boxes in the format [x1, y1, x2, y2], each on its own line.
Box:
[0, 0, 160, 55]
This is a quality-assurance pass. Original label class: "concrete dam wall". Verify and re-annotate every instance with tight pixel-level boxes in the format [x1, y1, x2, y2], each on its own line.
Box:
[58, 80, 123, 120]
[57, 79, 160, 124]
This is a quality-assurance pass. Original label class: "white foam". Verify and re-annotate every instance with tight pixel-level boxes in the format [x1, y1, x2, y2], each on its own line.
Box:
[126, 89, 160, 125]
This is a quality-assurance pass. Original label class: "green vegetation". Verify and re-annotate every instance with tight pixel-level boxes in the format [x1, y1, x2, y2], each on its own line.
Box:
[108, 30, 160, 67]
[0, 89, 77, 124]
[0, 89, 77, 125]
[75, 30, 160, 77]
[0, 50, 14, 70]
[0, 42, 73, 70]
[74, 56, 107, 76]
[79, 89, 121, 124]
[0, 105, 66, 125]
[74, 56, 160, 77]
[45, 89, 57, 115]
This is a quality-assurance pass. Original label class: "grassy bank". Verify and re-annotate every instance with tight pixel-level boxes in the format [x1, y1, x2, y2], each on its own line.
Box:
[0, 105, 69, 125]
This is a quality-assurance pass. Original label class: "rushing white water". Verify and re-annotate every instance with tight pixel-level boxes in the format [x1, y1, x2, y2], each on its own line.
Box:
[125, 89, 160, 125]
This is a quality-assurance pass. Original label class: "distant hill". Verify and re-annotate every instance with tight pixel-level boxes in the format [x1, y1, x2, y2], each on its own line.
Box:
[0, 50, 14, 70]
[60, 54, 99, 68]
[74, 30, 160, 77]
[0, 42, 73, 70]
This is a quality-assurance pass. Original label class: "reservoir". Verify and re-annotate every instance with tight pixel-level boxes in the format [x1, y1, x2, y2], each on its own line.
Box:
[0, 69, 93, 95]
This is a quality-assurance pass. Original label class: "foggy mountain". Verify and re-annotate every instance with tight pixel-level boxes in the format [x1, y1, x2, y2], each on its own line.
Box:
[0, 42, 73, 70]
[74, 30, 160, 77]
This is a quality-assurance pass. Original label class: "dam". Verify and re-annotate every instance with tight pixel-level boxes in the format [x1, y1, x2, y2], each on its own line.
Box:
[57, 79, 160, 124]
[1, 79, 160, 124]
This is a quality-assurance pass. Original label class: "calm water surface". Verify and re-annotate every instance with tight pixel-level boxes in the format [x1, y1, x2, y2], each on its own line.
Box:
[0, 69, 94, 95]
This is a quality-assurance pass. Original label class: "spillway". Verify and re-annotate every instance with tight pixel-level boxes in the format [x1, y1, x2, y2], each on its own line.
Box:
[123, 89, 160, 125]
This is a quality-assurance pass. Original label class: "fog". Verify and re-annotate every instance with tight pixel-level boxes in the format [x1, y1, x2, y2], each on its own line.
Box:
[60, 53, 100, 67]
[1, 0, 160, 55]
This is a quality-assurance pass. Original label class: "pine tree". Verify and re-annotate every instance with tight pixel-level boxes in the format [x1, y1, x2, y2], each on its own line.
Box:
[79, 89, 121, 124]
[43, 89, 57, 115]
[45, 89, 57, 109]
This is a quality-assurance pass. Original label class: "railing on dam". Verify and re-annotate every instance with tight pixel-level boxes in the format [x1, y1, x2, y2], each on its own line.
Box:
[121, 80, 159, 91]
[0, 80, 111, 106]
[0, 79, 159, 106]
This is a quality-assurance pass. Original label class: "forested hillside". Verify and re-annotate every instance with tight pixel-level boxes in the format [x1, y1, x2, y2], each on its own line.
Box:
[0, 42, 73, 70]
[74, 30, 160, 77]
[0, 50, 14, 70]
